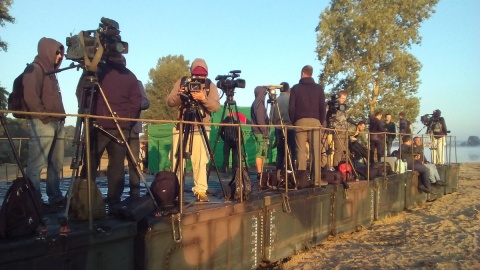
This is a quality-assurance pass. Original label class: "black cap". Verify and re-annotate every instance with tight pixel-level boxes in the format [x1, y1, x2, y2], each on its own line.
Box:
[280, 82, 289, 92]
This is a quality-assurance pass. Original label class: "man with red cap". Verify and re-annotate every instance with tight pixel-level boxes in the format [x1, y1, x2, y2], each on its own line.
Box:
[167, 58, 220, 202]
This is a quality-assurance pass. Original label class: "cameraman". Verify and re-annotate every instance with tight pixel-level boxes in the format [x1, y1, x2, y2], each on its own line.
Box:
[81, 52, 141, 207]
[326, 90, 348, 168]
[167, 58, 220, 202]
[271, 82, 297, 172]
[429, 109, 448, 164]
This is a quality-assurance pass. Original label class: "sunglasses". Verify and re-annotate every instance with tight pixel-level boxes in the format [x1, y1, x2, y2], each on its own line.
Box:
[56, 51, 63, 56]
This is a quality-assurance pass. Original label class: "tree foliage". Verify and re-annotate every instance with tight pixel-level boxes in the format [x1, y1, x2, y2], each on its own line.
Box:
[0, 0, 15, 52]
[316, 0, 439, 123]
[0, 84, 8, 110]
[143, 55, 190, 122]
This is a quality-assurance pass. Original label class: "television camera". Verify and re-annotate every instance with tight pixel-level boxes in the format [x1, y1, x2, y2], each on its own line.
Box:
[420, 109, 448, 134]
[215, 70, 246, 97]
[327, 94, 347, 115]
[65, 17, 128, 71]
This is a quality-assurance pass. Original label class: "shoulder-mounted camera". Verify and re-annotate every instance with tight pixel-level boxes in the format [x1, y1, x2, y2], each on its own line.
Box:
[65, 17, 128, 71]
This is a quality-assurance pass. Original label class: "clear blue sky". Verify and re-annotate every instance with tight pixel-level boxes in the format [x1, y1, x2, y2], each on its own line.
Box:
[1, 0, 478, 141]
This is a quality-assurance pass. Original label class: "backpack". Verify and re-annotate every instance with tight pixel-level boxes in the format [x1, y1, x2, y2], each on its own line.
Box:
[0, 177, 44, 238]
[432, 121, 442, 133]
[8, 62, 44, 119]
[68, 178, 105, 221]
[229, 167, 252, 201]
[221, 117, 240, 142]
[150, 171, 180, 214]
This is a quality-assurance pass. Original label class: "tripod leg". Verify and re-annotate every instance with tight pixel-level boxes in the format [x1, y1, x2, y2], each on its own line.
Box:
[207, 102, 228, 179]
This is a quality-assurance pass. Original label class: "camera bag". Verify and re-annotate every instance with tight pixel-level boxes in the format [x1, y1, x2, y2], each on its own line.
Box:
[111, 196, 156, 221]
[68, 178, 106, 221]
[229, 167, 252, 201]
[150, 171, 180, 214]
[0, 115, 45, 238]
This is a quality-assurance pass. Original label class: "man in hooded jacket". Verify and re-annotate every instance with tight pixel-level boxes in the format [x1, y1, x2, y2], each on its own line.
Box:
[167, 58, 220, 202]
[81, 53, 141, 206]
[23, 37, 66, 205]
[251, 86, 269, 181]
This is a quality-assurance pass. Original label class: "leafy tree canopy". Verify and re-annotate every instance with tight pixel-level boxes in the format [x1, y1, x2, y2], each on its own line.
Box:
[0, 0, 15, 52]
[0, 84, 8, 110]
[316, 0, 439, 125]
[143, 55, 190, 122]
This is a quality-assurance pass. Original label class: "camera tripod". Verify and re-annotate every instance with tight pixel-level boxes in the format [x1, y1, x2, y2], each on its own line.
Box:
[209, 94, 249, 177]
[172, 97, 226, 201]
[65, 71, 159, 220]
[322, 119, 360, 180]
[266, 94, 297, 190]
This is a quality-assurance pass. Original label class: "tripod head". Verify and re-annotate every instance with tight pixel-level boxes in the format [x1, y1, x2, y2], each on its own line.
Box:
[264, 85, 282, 103]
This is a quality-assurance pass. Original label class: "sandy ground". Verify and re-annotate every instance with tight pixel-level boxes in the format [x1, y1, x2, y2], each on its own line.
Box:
[276, 163, 480, 270]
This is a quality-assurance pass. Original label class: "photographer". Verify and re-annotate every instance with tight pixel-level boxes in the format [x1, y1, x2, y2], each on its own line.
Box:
[167, 58, 220, 202]
[428, 109, 448, 164]
[326, 90, 348, 167]
[348, 121, 368, 163]
[81, 52, 141, 207]
[271, 82, 297, 172]
[251, 86, 270, 181]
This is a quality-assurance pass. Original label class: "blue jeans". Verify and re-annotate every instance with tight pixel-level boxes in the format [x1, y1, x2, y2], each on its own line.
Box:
[26, 119, 65, 203]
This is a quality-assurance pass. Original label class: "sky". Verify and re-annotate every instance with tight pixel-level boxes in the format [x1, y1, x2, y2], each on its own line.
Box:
[0, 0, 479, 141]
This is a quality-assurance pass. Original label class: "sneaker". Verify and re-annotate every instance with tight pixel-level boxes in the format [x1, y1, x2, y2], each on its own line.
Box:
[195, 192, 209, 202]
[418, 185, 431, 193]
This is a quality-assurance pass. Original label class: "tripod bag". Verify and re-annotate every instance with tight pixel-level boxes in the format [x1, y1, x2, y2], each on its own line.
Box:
[229, 167, 252, 201]
[0, 115, 45, 237]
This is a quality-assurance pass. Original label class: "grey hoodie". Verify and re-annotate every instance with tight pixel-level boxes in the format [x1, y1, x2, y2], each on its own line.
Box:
[23, 37, 66, 122]
[251, 86, 269, 136]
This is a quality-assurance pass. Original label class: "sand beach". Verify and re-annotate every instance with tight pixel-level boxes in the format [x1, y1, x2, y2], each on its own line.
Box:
[278, 163, 480, 269]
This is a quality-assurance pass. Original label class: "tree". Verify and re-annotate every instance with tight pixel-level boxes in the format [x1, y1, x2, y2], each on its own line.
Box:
[0, 84, 8, 110]
[316, 0, 438, 123]
[0, 0, 15, 52]
[143, 55, 190, 121]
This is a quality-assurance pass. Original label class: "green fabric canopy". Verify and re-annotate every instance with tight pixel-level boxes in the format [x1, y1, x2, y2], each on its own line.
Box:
[147, 105, 277, 174]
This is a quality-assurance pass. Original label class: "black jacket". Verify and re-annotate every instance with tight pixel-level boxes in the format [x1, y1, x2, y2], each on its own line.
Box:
[95, 59, 141, 129]
[289, 77, 326, 125]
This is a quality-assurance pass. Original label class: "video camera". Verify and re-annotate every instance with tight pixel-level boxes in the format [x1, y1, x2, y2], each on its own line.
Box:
[65, 17, 128, 71]
[420, 114, 433, 126]
[215, 70, 246, 97]
[327, 94, 347, 114]
[421, 109, 445, 134]
[264, 85, 283, 103]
